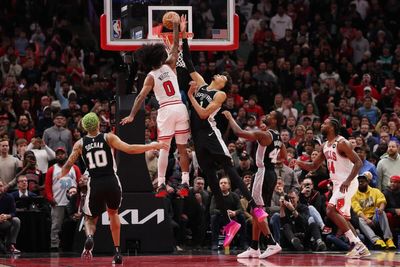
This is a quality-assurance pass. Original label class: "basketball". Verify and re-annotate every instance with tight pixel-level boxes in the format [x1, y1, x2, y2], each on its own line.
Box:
[162, 11, 179, 30]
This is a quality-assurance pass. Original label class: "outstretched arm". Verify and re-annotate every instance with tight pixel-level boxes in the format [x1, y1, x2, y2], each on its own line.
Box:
[296, 145, 326, 171]
[106, 133, 169, 154]
[181, 15, 206, 87]
[59, 140, 82, 179]
[187, 81, 226, 119]
[338, 139, 362, 193]
[222, 110, 270, 143]
[120, 75, 154, 125]
[165, 16, 180, 69]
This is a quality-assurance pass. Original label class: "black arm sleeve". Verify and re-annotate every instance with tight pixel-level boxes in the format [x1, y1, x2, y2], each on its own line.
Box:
[182, 38, 195, 73]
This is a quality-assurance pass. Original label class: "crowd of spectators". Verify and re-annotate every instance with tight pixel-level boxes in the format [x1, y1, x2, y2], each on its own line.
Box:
[0, 0, 399, 254]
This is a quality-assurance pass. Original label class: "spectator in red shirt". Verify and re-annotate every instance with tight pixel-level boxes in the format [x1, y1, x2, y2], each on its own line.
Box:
[349, 73, 381, 101]
[244, 95, 264, 120]
[14, 114, 35, 143]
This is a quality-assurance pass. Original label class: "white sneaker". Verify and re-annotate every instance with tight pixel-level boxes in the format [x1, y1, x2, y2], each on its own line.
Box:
[237, 247, 261, 258]
[259, 244, 282, 259]
[346, 242, 371, 258]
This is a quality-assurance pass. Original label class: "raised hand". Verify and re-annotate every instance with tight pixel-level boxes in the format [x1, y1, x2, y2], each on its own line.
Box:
[120, 115, 134, 125]
[180, 14, 187, 33]
[153, 142, 169, 151]
[188, 81, 197, 96]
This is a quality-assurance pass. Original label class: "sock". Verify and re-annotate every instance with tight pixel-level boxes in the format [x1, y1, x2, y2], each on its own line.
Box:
[266, 235, 276, 245]
[115, 246, 120, 253]
[181, 172, 189, 184]
[158, 177, 166, 187]
[157, 148, 169, 186]
[250, 240, 259, 250]
[344, 229, 361, 244]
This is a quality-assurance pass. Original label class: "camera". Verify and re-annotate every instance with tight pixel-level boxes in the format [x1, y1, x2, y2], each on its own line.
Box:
[284, 195, 290, 201]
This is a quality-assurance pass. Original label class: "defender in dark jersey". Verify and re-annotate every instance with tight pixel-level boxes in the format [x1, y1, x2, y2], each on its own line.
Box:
[181, 25, 268, 248]
[58, 113, 167, 264]
[224, 110, 286, 259]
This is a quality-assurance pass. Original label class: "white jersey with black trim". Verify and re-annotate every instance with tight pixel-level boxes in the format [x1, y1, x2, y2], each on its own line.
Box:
[148, 64, 182, 106]
[323, 136, 354, 183]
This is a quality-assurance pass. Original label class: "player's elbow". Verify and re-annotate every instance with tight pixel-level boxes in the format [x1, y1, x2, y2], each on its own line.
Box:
[199, 113, 209, 119]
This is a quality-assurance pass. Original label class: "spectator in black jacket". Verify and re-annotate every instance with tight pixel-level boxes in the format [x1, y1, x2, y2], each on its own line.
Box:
[0, 181, 21, 254]
[299, 178, 331, 235]
[210, 177, 246, 250]
[383, 175, 400, 233]
[280, 189, 326, 251]
[182, 177, 210, 248]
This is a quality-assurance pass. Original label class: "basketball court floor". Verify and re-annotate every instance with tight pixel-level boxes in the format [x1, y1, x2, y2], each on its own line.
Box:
[0, 250, 398, 266]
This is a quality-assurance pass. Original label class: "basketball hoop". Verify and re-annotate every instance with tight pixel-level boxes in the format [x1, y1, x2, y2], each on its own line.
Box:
[158, 32, 194, 68]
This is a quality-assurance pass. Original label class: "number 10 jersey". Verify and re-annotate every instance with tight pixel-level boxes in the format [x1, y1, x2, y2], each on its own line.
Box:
[82, 133, 116, 179]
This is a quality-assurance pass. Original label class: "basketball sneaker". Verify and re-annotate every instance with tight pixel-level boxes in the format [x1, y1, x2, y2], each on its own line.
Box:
[259, 243, 282, 259]
[346, 242, 371, 258]
[237, 247, 261, 258]
[385, 238, 396, 250]
[155, 183, 168, 198]
[81, 235, 94, 260]
[177, 183, 189, 197]
[222, 220, 241, 247]
[112, 252, 123, 264]
[252, 207, 268, 222]
[321, 226, 332, 235]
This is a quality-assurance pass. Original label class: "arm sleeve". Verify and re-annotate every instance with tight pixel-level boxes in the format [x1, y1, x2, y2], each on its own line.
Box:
[54, 81, 68, 108]
[44, 145, 56, 161]
[27, 143, 33, 151]
[182, 38, 195, 73]
[44, 167, 54, 203]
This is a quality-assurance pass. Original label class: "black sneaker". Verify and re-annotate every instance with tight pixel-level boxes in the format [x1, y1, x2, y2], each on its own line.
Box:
[177, 183, 189, 197]
[155, 183, 168, 198]
[112, 252, 123, 264]
[316, 239, 327, 251]
[291, 237, 304, 251]
[81, 235, 94, 260]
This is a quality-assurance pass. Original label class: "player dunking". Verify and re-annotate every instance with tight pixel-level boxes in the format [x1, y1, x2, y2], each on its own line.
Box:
[120, 15, 190, 198]
[181, 19, 267, 247]
[58, 113, 167, 264]
[223, 110, 284, 258]
[296, 118, 370, 258]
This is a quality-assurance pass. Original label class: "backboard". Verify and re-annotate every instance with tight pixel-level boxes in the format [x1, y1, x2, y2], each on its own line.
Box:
[100, 0, 238, 51]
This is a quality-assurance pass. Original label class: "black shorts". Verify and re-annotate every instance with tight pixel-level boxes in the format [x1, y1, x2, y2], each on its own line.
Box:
[193, 129, 232, 167]
[83, 175, 122, 217]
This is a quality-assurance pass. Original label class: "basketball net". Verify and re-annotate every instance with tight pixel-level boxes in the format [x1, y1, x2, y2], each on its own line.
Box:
[158, 32, 194, 68]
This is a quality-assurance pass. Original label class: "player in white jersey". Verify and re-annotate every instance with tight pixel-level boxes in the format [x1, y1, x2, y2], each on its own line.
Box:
[121, 16, 190, 198]
[297, 118, 370, 258]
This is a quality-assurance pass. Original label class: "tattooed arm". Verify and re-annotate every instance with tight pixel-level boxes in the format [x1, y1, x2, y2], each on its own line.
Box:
[57, 139, 82, 179]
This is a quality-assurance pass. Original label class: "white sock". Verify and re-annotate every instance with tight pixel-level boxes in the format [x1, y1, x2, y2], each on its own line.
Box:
[158, 177, 166, 187]
[344, 229, 361, 243]
[157, 148, 169, 187]
[181, 172, 189, 184]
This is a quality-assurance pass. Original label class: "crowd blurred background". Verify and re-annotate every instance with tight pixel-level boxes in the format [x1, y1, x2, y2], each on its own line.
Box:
[0, 0, 399, 254]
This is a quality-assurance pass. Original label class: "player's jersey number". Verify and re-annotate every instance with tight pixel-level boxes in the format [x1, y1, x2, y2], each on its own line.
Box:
[163, 80, 176, 96]
[86, 150, 108, 169]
